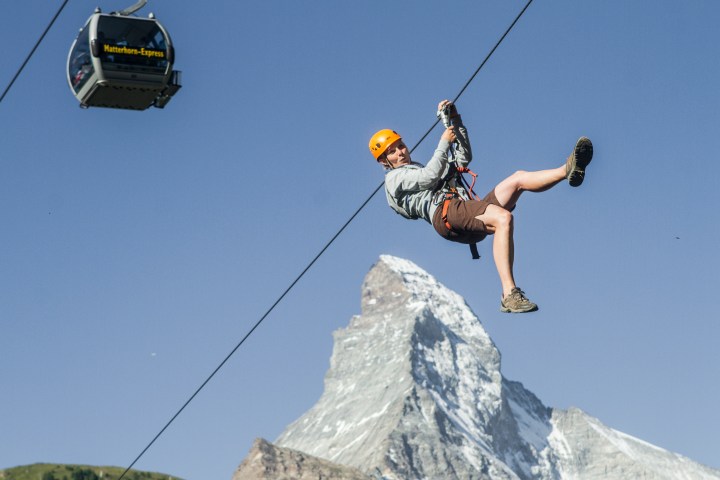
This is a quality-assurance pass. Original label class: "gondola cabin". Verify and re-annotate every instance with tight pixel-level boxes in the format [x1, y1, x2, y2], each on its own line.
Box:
[67, 7, 181, 110]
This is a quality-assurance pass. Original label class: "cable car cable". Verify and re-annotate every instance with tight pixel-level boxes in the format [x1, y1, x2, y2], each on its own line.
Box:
[0, 0, 71, 105]
[116, 1, 534, 477]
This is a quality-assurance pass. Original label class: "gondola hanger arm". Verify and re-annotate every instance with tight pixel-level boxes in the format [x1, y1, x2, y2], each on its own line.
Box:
[116, 0, 147, 16]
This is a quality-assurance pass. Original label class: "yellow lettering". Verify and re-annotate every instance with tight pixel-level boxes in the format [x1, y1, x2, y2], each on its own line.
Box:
[102, 44, 164, 58]
[139, 48, 165, 58]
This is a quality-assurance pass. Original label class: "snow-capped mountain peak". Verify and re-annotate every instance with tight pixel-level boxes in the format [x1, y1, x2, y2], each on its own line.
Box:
[269, 256, 720, 479]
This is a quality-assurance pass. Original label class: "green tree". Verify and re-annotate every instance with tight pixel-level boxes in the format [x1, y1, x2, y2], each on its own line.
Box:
[71, 469, 99, 480]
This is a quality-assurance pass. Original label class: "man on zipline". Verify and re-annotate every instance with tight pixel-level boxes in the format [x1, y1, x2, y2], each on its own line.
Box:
[369, 100, 593, 313]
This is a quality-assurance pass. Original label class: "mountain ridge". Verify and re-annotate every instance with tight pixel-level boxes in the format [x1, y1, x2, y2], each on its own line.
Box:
[236, 255, 720, 479]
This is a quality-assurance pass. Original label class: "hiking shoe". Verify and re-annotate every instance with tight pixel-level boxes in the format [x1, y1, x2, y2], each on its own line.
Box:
[500, 288, 538, 313]
[566, 137, 593, 187]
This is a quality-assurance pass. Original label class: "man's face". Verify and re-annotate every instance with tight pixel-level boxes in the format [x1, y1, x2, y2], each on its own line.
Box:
[382, 139, 410, 168]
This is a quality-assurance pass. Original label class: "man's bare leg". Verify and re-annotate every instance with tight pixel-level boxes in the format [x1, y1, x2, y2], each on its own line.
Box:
[493, 166, 566, 211]
[472, 138, 593, 312]
[494, 137, 594, 209]
[473, 205, 517, 297]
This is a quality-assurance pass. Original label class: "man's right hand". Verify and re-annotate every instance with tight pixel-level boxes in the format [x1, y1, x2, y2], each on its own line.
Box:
[442, 125, 457, 143]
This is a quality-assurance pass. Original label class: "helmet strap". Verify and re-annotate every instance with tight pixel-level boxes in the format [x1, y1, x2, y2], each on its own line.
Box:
[378, 154, 393, 170]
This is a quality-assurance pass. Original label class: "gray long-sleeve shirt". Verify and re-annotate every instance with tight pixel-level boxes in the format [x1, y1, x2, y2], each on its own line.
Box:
[383, 120, 472, 223]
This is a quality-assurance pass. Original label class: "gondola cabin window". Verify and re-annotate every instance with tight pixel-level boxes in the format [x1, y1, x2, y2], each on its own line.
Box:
[96, 16, 169, 73]
[68, 25, 94, 94]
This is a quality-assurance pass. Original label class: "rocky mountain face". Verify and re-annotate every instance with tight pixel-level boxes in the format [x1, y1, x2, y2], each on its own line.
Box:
[232, 438, 372, 480]
[233, 255, 720, 479]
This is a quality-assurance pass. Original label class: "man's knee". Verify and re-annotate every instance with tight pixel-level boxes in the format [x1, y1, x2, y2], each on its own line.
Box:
[480, 205, 513, 230]
[495, 208, 513, 229]
[494, 171, 528, 206]
[509, 170, 529, 191]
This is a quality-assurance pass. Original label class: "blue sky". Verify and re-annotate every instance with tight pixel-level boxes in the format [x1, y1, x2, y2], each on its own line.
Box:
[2, 1, 718, 479]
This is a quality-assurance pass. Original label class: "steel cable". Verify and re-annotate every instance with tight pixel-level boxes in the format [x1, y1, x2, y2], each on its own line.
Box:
[0, 0, 71, 105]
[118, 0, 534, 476]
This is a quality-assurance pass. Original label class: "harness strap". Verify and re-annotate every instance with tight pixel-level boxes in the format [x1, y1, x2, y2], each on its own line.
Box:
[456, 166, 479, 200]
[441, 192, 455, 231]
[440, 192, 481, 260]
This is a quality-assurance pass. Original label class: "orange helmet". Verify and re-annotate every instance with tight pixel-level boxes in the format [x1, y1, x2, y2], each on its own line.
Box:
[369, 129, 402, 160]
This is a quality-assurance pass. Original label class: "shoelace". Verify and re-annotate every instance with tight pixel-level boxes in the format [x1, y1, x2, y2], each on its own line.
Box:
[509, 288, 531, 304]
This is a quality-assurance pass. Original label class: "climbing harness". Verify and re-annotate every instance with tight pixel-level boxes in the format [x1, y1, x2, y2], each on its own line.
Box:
[435, 105, 483, 259]
[437, 166, 482, 260]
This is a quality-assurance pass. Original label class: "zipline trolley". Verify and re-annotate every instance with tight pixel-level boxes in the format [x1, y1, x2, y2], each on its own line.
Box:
[67, 0, 181, 110]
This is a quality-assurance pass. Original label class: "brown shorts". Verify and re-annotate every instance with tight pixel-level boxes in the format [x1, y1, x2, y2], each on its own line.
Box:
[431, 188, 509, 245]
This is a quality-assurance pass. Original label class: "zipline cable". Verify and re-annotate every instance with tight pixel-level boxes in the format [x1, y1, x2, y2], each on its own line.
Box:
[116, 187, 383, 479]
[0, 0, 71, 105]
[412, 0, 535, 152]
[117, 0, 534, 477]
